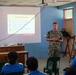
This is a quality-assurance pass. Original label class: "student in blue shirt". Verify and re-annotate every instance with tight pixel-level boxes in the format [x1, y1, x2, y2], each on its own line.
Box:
[64, 56, 76, 75]
[26, 57, 46, 75]
[1, 51, 24, 75]
[70, 56, 76, 67]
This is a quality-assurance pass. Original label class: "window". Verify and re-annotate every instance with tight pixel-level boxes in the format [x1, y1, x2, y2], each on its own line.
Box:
[64, 8, 73, 19]
[64, 8, 74, 35]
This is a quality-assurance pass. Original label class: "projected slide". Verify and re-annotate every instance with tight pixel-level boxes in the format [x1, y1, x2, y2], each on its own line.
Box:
[0, 7, 40, 44]
[7, 14, 35, 35]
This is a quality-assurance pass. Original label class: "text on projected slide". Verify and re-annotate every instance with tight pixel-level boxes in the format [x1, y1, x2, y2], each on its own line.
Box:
[7, 14, 35, 35]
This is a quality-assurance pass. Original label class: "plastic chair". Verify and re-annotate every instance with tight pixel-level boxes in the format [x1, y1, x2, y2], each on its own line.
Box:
[0, 61, 6, 72]
[5, 72, 23, 75]
[44, 57, 60, 75]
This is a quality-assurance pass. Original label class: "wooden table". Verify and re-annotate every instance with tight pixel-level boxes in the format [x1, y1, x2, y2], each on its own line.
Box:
[0, 51, 28, 58]
[0, 46, 25, 64]
[0, 51, 29, 73]
[0, 51, 29, 64]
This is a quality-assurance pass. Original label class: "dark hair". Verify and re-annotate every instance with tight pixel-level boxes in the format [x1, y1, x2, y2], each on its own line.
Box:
[8, 51, 18, 64]
[65, 67, 76, 75]
[26, 57, 38, 71]
[53, 22, 58, 24]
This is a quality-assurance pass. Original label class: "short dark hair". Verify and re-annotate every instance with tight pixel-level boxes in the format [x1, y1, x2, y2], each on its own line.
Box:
[53, 22, 58, 24]
[8, 51, 18, 64]
[26, 57, 38, 71]
[65, 67, 76, 75]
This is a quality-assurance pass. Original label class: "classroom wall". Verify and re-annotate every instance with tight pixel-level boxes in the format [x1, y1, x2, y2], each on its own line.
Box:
[25, 6, 64, 58]
[59, 2, 76, 49]
[59, 2, 76, 35]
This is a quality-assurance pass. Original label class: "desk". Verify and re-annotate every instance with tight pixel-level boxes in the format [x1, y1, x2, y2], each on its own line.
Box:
[0, 51, 28, 58]
[0, 51, 29, 73]
[0, 46, 29, 73]
[0, 46, 25, 63]
[0, 51, 29, 64]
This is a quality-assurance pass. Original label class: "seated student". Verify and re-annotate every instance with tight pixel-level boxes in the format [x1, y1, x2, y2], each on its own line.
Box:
[1, 51, 24, 75]
[64, 67, 76, 75]
[64, 56, 76, 75]
[26, 57, 46, 75]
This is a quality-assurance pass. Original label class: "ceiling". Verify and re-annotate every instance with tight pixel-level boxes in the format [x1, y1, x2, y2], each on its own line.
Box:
[0, 0, 76, 7]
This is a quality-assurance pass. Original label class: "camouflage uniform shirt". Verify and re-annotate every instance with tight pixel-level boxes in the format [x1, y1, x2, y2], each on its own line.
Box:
[46, 30, 63, 57]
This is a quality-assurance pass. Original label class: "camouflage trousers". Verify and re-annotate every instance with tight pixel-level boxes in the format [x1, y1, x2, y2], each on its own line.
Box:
[48, 49, 60, 69]
[48, 49, 60, 57]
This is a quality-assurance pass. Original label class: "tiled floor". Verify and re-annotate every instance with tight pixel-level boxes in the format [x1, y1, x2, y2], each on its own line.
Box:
[37, 56, 70, 75]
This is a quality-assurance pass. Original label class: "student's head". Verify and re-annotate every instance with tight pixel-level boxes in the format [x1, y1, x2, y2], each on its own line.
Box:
[53, 22, 58, 31]
[8, 51, 18, 64]
[26, 57, 38, 71]
[65, 67, 76, 75]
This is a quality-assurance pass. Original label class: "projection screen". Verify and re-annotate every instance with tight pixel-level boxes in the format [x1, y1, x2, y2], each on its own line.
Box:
[0, 6, 41, 45]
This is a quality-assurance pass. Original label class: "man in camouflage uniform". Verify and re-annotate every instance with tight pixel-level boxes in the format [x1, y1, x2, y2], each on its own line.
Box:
[46, 22, 63, 57]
